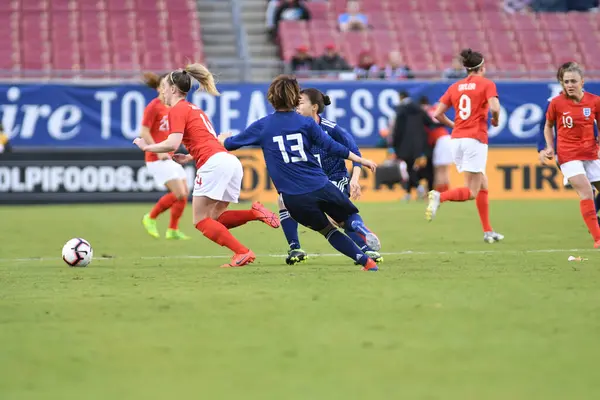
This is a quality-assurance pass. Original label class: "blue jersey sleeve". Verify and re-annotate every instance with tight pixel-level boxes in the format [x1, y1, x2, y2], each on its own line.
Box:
[224, 119, 263, 150]
[307, 119, 350, 159]
[330, 125, 362, 169]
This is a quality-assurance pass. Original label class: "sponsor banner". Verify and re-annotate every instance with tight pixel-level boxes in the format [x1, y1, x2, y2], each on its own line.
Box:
[0, 148, 576, 204]
[1, 81, 592, 149]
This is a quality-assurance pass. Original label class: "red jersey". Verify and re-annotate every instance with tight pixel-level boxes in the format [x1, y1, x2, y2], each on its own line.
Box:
[142, 98, 171, 162]
[424, 104, 450, 146]
[168, 100, 226, 168]
[547, 92, 600, 165]
[439, 75, 498, 144]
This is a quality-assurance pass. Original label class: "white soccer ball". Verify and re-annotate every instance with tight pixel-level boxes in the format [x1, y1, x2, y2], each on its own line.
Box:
[62, 238, 93, 267]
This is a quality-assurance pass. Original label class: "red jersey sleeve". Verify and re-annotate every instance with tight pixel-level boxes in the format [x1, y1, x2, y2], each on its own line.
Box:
[141, 101, 157, 128]
[595, 96, 600, 126]
[168, 104, 187, 133]
[546, 99, 556, 124]
[484, 80, 498, 100]
[439, 87, 452, 106]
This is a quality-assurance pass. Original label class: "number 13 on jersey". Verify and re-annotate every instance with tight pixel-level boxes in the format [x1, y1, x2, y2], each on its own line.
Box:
[273, 134, 308, 163]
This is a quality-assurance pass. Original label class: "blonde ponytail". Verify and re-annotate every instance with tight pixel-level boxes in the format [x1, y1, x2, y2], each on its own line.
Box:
[185, 63, 220, 96]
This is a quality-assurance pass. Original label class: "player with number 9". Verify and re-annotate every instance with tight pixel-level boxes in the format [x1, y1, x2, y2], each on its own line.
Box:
[219, 75, 380, 271]
[542, 63, 600, 248]
[426, 49, 504, 244]
[133, 64, 281, 268]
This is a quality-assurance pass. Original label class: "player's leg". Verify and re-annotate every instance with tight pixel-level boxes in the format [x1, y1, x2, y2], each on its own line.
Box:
[164, 175, 191, 240]
[594, 189, 600, 225]
[563, 160, 600, 247]
[282, 189, 377, 271]
[433, 135, 452, 193]
[476, 174, 504, 243]
[277, 194, 307, 265]
[143, 160, 180, 238]
[212, 156, 280, 230]
[192, 153, 255, 267]
[427, 138, 486, 221]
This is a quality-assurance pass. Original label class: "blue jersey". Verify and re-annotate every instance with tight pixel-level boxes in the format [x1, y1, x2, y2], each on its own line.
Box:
[224, 111, 351, 195]
[310, 117, 362, 182]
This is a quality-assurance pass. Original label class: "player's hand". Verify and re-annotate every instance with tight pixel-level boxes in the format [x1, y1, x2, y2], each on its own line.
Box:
[173, 153, 192, 165]
[540, 148, 554, 163]
[350, 178, 362, 200]
[157, 152, 170, 161]
[491, 117, 499, 127]
[414, 156, 427, 170]
[133, 137, 148, 151]
[360, 158, 377, 172]
[217, 132, 232, 146]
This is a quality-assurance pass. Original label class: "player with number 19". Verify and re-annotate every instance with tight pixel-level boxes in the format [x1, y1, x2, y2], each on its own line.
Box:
[541, 63, 600, 248]
[426, 49, 504, 244]
[220, 75, 380, 271]
[133, 64, 281, 268]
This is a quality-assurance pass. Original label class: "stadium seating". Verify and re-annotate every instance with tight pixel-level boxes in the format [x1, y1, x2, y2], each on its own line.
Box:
[0, 0, 203, 78]
[281, 0, 600, 78]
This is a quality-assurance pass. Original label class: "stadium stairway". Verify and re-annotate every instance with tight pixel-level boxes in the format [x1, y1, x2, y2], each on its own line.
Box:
[241, 0, 283, 81]
[196, 0, 241, 80]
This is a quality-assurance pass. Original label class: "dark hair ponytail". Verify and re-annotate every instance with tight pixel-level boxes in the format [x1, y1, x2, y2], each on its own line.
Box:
[460, 48, 484, 72]
[300, 88, 330, 114]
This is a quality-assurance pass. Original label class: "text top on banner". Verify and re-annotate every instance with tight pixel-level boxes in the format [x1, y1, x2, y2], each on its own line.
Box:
[0, 81, 578, 149]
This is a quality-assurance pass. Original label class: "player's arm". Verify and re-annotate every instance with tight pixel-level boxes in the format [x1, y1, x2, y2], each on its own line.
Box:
[537, 103, 550, 153]
[433, 102, 455, 129]
[221, 119, 263, 150]
[308, 120, 376, 171]
[488, 97, 500, 127]
[135, 133, 183, 153]
[542, 102, 556, 161]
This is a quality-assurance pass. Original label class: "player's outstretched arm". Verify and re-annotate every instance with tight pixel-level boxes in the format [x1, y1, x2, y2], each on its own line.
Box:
[221, 119, 263, 150]
[433, 103, 455, 129]
[133, 133, 183, 153]
[347, 152, 377, 172]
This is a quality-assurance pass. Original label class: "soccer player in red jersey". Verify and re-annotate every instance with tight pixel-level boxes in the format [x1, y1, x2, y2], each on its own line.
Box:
[139, 72, 191, 240]
[541, 63, 600, 248]
[426, 49, 504, 243]
[133, 64, 280, 268]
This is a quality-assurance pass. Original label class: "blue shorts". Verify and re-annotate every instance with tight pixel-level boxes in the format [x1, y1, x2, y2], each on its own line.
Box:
[329, 176, 350, 197]
[281, 182, 359, 231]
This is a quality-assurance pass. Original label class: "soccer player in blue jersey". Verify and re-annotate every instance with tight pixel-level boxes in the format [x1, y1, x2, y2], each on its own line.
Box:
[537, 62, 600, 223]
[273, 88, 383, 265]
[218, 75, 380, 271]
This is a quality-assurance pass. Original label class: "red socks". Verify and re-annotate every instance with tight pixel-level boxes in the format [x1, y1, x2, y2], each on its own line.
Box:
[195, 218, 249, 254]
[149, 193, 178, 219]
[169, 198, 187, 230]
[434, 184, 449, 193]
[580, 199, 600, 241]
[476, 189, 493, 232]
[440, 187, 471, 202]
[217, 210, 258, 229]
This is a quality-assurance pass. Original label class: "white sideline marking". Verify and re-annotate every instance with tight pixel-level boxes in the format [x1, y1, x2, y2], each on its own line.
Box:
[0, 248, 596, 263]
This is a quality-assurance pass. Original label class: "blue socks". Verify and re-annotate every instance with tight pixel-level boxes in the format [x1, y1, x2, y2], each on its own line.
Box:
[595, 192, 600, 215]
[345, 229, 372, 252]
[280, 209, 300, 250]
[325, 228, 369, 266]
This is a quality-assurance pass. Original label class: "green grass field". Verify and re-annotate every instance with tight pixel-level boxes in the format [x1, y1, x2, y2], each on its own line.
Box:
[1, 200, 600, 400]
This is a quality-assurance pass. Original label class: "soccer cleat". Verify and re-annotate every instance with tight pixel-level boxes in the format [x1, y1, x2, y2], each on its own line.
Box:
[483, 231, 504, 243]
[365, 250, 384, 263]
[286, 248, 308, 265]
[425, 190, 441, 222]
[142, 214, 160, 238]
[350, 221, 381, 251]
[252, 202, 281, 228]
[361, 258, 378, 272]
[220, 250, 256, 268]
[594, 240, 600, 249]
[165, 229, 191, 240]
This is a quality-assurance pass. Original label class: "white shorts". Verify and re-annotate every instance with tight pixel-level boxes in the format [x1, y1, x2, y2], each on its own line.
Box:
[560, 160, 600, 183]
[193, 152, 243, 203]
[450, 138, 488, 173]
[433, 135, 453, 167]
[146, 159, 187, 185]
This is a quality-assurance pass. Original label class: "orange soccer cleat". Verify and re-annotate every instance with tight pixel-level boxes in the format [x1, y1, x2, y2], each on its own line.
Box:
[594, 240, 600, 249]
[252, 202, 281, 228]
[361, 258, 379, 272]
[220, 250, 256, 268]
